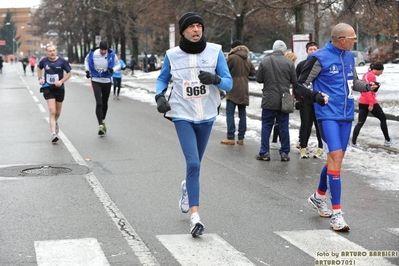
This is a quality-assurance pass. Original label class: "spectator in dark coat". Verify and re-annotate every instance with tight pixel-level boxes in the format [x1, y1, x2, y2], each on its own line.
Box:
[295, 41, 324, 159]
[148, 53, 157, 71]
[0, 56, 3, 74]
[221, 40, 256, 145]
[129, 55, 136, 76]
[255, 40, 297, 162]
[21, 56, 29, 76]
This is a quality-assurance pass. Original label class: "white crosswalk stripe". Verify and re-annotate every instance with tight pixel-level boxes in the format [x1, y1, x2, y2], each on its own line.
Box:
[275, 229, 397, 266]
[35, 238, 110, 266]
[156, 233, 255, 266]
[33, 228, 399, 265]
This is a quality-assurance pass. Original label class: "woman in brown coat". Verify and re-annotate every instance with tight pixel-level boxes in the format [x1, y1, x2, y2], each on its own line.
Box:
[221, 40, 256, 145]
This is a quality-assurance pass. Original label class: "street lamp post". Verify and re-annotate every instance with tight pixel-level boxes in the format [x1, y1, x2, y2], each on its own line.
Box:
[355, 12, 360, 51]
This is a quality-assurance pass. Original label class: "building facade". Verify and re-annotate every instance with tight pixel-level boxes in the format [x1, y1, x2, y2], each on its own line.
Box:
[0, 7, 49, 61]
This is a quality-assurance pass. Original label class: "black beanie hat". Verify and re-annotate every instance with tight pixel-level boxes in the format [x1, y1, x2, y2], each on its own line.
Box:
[370, 61, 384, 70]
[305, 41, 318, 52]
[179, 12, 204, 36]
[99, 41, 109, 50]
[231, 40, 243, 49]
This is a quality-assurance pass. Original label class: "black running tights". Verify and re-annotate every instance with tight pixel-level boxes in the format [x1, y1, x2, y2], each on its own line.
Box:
[92, 81, 111, 125]
[113, 77, 122, 96]
[352, 103, 390, 144]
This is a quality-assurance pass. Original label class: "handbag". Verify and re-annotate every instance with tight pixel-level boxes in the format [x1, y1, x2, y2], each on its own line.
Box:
[270, 57, 294, 113]
[281, 92, 294, 113]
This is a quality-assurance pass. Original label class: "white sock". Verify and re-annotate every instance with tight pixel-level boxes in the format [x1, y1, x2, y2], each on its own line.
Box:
[190, 212, 200, 224]
[315, 191, 325, 200]
[333, 209, 341, 214]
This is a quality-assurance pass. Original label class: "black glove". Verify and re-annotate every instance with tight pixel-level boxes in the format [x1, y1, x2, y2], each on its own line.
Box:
[155, 94, 171, 113]
[198, 71, 221, 85]
[374, 82, 380, 92]
[85, 71, 91, 79]
[314, 92, 326, 106]
[107, 68, 114, 74]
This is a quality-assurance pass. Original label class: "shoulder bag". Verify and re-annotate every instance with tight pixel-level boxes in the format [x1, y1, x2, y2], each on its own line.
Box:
[270, 57, 294, 113]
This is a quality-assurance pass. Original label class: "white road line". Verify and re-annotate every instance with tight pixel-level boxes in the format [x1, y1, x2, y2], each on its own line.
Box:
[55, 129, 159, 265]
[275, 230, 397, 266]
[32, 95, 39, 102]
[387, 228, 399, 236]
[157, 233, 256, 266]
[35, 238, 110, 266]
[38, 104, 46, 113]
[30, 84, 157, 264]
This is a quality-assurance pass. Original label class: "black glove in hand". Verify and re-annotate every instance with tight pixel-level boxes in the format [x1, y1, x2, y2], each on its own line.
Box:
[315, 92, 326, 106]
[156, 95, 171, 113]
[198, 71, 221, 85]
[107, 68, 114, 74]
[85, 71, 91, 79]
[374, 82, 380, 92]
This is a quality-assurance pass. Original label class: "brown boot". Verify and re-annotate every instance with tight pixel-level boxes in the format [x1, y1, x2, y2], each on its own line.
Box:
[220, 139, 235, 145]
[236, 140, 244, 145]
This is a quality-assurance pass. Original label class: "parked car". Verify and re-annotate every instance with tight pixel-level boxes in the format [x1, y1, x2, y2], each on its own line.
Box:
[361, 51, 370, 63]
[253, 50, 273, 71]
[352, 51, 366, 66]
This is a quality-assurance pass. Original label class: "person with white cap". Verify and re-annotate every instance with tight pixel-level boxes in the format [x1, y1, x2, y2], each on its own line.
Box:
[155, 12, 232, 237]
[255, 40, 297, 162]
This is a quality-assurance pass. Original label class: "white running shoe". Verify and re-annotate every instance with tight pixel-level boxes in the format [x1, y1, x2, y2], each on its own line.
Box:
[179, 180, 189, 213]
[190, 212, 205, 237]
[51, 133, 59, 143]
[330, 212, 350, 231]
[384, 140, 393, 147]
[313, 148, 324, 158]
[351, 142, 359, 148]
[308, 193, 332, 217]
[300, 148, 309, 159]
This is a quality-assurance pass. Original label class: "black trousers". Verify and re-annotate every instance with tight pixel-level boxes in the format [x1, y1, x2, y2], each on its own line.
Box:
[113, 77, 122, 96]
[299, 99, 322, 149]
[92, 81, 111, 125]
[352, 103, 390, 144]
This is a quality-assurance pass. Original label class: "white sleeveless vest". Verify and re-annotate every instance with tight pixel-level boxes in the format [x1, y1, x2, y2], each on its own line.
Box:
[165, 43, 221, 122]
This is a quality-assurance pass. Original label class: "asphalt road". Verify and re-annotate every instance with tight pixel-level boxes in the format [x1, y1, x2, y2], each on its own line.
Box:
[0, 63, 398, 266]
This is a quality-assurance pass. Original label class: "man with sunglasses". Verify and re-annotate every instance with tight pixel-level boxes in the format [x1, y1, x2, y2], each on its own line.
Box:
[295, 23, 378, 231]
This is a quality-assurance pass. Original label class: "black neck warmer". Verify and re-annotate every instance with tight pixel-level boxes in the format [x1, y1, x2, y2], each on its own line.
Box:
[179, 36, 207, 54]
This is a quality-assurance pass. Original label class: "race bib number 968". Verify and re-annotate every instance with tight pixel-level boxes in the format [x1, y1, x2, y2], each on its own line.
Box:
[183, 80, 209, 100]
